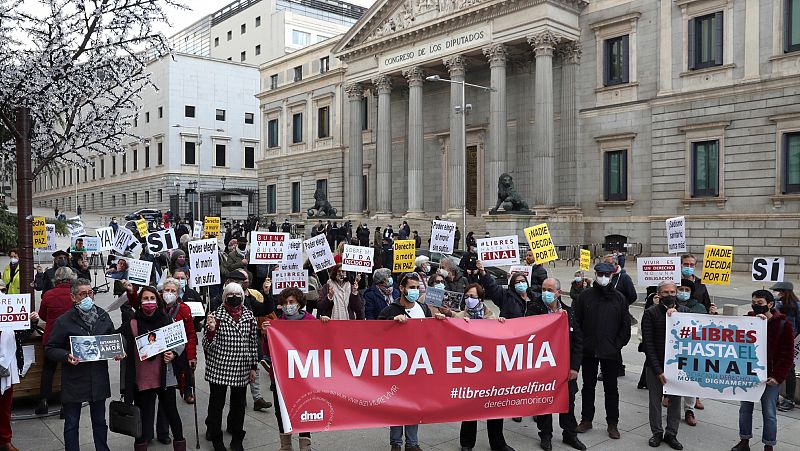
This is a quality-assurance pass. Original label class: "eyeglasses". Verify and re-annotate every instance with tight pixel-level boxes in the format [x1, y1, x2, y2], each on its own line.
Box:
[76, 290, 93, 297]
[400, 272, 420, 283]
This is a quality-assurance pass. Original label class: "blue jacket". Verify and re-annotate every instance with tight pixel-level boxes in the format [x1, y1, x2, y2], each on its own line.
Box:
[364, 284, 393, 320]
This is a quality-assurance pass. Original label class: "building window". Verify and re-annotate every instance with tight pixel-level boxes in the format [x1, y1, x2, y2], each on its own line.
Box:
[132, 148, 138, 171]
[316, 179, 328, 200]
[361, 97, 368, 131]
[268, 119, 279, 147]
[158, 106, 163, 118]
[144, 145, 150, 168]
[122, 194, 127, 206]
[240, 51, 246, 61]
[245, 112, 254, 124]
[101, 157, 105, 178]
[241, 23, 246, 34]
[216, 109, 226, 121]
[92, 161, 96, 180]
[134, 115, 138, 127]
[603, 35, 629, 86]
[185, 141, 196, 165]
[227, 30, 232, 41]
[112, 155, 116, 175]
[133, 192, 138, 205]
[255, 45, 261, 56]
[158, 189, 163, 202]
[270, 74, 278, 89]
[112, 195, 116, 207]
[291, 182, 301, 213]
[362, 174, 368, 211]
[215, 144, 226, 167]
[145, 191, 150, 203]
[320, 56, 329, 73]
[293, 66, 303, 82]
[157, 142, 163, 165]
[603, 150, 627, 201]
[689, 12, 723, 70]
[122, 153, 127, 173]
[787, 0, 800, 53]
[317, 106, 330, 139]
[244, 146, 255, 169]
[214, 37, 219, 47]
[691, 140, 719, 197]
[292, 30, 310, 46]
[292, 113, 303, 143]
[267, 184, 277, 214]
[145, 112, 150, 123]
[227, 57, 232, 61]
[185, 105, 195, 118]
[783, 132, 800, 193]
[255, 16, 261, 27]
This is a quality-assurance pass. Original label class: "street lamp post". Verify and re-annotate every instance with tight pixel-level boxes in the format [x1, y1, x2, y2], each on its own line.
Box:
[425, 75, 494, 250]
[172, 124, 224, 221]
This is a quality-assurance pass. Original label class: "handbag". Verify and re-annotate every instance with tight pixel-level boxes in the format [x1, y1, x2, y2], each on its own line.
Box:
[109, 400, 141, 438]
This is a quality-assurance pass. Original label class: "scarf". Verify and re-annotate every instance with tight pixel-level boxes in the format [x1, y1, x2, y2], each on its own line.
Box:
[330, 281, 350, 320]
[135, 308, 167, 333]
[224, 302, 243, 323]
[283, 310, 306, 320]
[467, 302, 485, 320]
[77, 305, 99, 330]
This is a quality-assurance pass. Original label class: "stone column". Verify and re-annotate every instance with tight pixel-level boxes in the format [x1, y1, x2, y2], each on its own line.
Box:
[373, 75, 392, 214]
[482, 43, 507, 210]
[528, 31, 560, 207]
[346, 83, 364, 215]
[444, 55, 466, 215]
[403, 67, 425, 215]
[558, 41, 581, 207]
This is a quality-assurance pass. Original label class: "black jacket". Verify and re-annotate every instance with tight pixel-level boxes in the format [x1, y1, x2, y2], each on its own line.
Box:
[482, 274, 538, 319]
[611, 270, 637, 305]
[377, 301, 432, 319]
[364, 284, 392, 320]
[641, 303, 689, 374]
[572, 284, 631, 361]
[689, 277, 712, 311]
[530, 264, 548, 293]
[527, 296, 583, 371]
[45, 306, 116, 403]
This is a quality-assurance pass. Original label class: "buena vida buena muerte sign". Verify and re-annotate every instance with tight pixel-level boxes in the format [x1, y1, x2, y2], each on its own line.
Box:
[378, 25, 491, 71]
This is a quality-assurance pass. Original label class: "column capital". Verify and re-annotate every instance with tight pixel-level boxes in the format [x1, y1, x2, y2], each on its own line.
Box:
[557, 40, 582, 64]
[482, 43, 508, 67]
[372, 74, 392, 94]
[443, 55, 466, 76]
[528, 30, 561, 57]
[402, 67, 425, 86]
[345, 83, 364, 100]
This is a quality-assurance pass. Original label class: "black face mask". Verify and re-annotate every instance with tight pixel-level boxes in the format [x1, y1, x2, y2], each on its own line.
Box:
[752, 304, 769, 315]
[660, 296, 677, 308]
[55, 259, 67, 268]
[226, 296, 243, 307]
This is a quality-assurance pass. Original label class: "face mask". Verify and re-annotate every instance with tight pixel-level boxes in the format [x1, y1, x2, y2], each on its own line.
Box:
[423, 265, 431, 274]
[79, 297, 94, 312]
[752, 304, 769, 315]
[434, 283, 445, 290]
[385, 277, 393, 287]
[575, 277, 582, 283]
[595, 276, 611, 287]
[177, 279, 187, 291]
[141, 302, 157, 315]
[176, 258, 186, 266]
[542, 291, 557, 304]
[283, 304, 300, 316]
[10, 258, 18, 264]
[112, 220, 118, 224]
[437, 269, 448, 278]
[677, 292, 690, 302]
[226, 296, 243, 307]
[337, 273, 346, 281]
[163, 292, 177, 305]
[681, 266, 694, 277]
[56, 259, 67, 268]
[514, 282, 528, 293]
[405, 289, 420, 302]
[465, 296, 480, 309]
[661, 296, 677, 308]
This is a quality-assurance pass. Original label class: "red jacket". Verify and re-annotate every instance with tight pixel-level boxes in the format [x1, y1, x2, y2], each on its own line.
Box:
[749, 309, 796, 383]
[168, 302, 197, 361]
[39, 282, 75, 345]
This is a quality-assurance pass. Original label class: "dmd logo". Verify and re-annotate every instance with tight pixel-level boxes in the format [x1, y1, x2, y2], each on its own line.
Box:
[300, 410, 324, 422]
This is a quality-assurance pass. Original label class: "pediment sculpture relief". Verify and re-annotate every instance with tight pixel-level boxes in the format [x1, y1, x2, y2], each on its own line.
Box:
[364, 0, 484, 43]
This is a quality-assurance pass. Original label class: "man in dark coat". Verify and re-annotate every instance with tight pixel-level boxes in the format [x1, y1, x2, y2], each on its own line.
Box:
[524, 250, 549, 294]
[45, 278, 119, 451]
[572, 263, 631, 440]
[357, 223, 370, 247]
[41, 250, 76, 294]
[680, 253, 711, 311]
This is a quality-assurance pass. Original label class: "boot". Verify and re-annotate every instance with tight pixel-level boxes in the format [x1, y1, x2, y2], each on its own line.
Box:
[134, 442, 148, 451]
[230, 431, 246, 451]
[172, 439, 187, 451]
[298, 436, 311, 451]
[34, 399, 48, 415]
[211, 438, 227, 451]
[279, 433, 294, 450]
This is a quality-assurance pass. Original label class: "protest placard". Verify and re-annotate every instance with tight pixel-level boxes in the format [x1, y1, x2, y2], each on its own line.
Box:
[664, 313, 766, 401]
[135, 218, 148, 237]
[342, 245, 374, 273]
[71, 236, 100, 253]
[424, 287, 445, 307]
[507, 265, 532, 285]
[147, 229, 179, 254]
[795, 335, 800, 368]
[751, 257, 785, 283]
[524, 223, 558, 264]
[70, 334, 125, 362]
[188, 238, 221, 288]
[112, 227, 136, 255]
[96, 226, 115, 251]
[279, 239, 303, 270]
[38, 224, 57, 253]
[429, 220, 456, 254]
[0, 294, 30, 331]
[272, 269, 309, 295]
[392, 240, 416, 272]
[67, 216, 85, 238]
[666, 216, 687, 254]
[192, 220, 203, 240]
[304, 234, 335, 272]
[579, 249, 591, 271]
[135, 321, 188, 361]
[250, 232, 289, 265]
[443, 291, 464, 311]
[702, 245, 733, 285]
[204, 216, 221, 238]
[127, 259, 153, 285]
[476, 235, 519, 267]
[32, 216, 47, 249]
[636, 256, 681, 287]
[185, 302, 206, 317]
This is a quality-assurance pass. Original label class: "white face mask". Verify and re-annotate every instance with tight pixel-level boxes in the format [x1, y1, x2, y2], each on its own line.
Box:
[596, 276, 611, 287]
[163, 292, 177, 305]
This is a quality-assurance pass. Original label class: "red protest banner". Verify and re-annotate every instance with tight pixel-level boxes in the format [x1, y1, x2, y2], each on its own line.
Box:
[267, 314, 569, 433]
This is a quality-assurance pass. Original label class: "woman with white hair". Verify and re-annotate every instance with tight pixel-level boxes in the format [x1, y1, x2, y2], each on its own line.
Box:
[413, 255, 431, 295]
[203, 282, 260, 451]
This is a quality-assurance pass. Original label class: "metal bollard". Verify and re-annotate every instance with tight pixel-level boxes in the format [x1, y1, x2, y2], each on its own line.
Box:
[722, 304, 738, 316]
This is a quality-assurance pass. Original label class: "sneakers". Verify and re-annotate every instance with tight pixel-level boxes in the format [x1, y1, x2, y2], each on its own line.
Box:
[778, 399, 795, 411]
[684, 410, 697, 426]
[576, 421, 592, 433]
[730, 439, 750, 451]
[663, 434, 683, 450]
[253, 398, 272, 411]
[607, 424, 620, 439]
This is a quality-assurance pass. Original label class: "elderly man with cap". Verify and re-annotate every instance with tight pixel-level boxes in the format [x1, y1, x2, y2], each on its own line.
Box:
[572, 262, 631, 440]
[41, 250, 76, 294]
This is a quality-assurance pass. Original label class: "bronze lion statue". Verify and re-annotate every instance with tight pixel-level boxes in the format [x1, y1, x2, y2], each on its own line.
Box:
[307, 188, 338, 218]
[490, 173, 529, 213]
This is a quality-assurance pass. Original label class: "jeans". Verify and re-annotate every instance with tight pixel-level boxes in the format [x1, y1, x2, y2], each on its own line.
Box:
[250, 366, 263, 400]
[580, 356, 620, 424]
[459, 419, 506, 449]
[271, 383, 309, 438]
[646, 368, 681, 437]
[739, 383, 779, 446]
[135, 388, 183, 445]
[389, 425, 419, 447]
[683, 396, 696, 412]
[63, 400, 110, 451]
[206, 384, 247, 441]
[535, 379, 579, 438]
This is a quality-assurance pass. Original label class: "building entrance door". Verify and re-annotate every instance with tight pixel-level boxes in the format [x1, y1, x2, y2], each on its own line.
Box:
[466, 145, 478, 215]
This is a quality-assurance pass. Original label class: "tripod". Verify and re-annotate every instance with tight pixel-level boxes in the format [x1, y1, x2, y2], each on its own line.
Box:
[88, 252, 110, 293]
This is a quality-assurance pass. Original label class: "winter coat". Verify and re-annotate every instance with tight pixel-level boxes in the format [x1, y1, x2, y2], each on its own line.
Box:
[747, 310, 795, 383]
[317, 282, 365, 320]
[572, 284, 631, 361]
[2, 264, 20, 294]
[776, 300, 800, 338]
[529, 264, 548, 293]
[482, 274, 539, 319]
[41, 265, 76, 294]
[167, 302, 197, 361]
[569, 279, 591, 301]
[610, 269, 637, 305]
[203, 305, 260, 387]
[678, 297, 707, 314]
[220, 250, 247, 280]
[689, 278, 712, 311]
[526, 296, 583, 371]
[445, 275, 469, 296]
[454, 304, 497, 320]
[377, 301, 433, 319]
[38, 282, 75, 345]
[364, 284, 393, 320]
[45, 306, 116, 403]
[641, 303, 689, 374]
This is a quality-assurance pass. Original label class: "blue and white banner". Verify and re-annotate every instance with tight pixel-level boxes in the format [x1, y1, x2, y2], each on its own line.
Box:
[664, 313, 767, 402]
